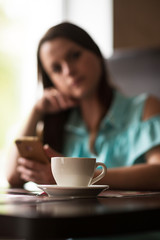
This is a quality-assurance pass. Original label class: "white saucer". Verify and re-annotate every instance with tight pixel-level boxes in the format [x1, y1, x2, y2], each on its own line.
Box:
[37, 184, 109, 198]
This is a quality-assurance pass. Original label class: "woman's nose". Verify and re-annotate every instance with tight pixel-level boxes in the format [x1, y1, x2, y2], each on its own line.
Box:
[63, 62, 75, 76]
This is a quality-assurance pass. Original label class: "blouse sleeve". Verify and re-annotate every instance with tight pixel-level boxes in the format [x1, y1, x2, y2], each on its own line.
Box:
[129, 115, 160, 164]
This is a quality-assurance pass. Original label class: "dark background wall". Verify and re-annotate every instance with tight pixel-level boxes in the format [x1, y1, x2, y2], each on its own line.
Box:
[113, 0, 160, 49]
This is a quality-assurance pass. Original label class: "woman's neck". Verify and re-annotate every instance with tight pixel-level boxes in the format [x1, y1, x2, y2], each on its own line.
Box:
[80, 94, 107, 132]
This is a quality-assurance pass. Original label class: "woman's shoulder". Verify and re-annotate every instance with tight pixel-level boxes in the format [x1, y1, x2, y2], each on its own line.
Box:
[126, 92, 148, 108]
[142, 95, 160, 121]
[114, 90, 148, 118]
[113, 90, 160, 125]
[114, 89, 148, 107]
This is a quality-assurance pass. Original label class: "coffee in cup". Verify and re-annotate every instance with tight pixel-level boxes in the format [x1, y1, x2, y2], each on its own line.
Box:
[51, 157, 107, 187]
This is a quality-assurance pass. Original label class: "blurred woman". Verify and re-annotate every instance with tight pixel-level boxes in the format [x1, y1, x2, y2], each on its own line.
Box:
[7, 22, 160, 189]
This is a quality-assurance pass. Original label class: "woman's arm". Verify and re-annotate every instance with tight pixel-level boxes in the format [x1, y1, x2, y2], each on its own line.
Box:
[6, 107, 44, 187]
[6, 88, 77, 188]
[97, 163, 160, 190]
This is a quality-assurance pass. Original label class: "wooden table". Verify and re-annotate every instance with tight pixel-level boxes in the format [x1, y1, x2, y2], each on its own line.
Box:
[0, 189, 160, 239]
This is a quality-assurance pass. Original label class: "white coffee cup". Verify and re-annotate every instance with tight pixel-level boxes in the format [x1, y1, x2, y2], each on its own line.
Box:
[51, 157, 107, 187]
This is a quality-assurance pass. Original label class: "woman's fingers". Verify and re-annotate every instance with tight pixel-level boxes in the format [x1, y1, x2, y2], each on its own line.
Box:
[35, 88, 78, 114]
[17, 157, 55, 184]
[17, 165, 35, 180]
[53, 92, 77, 110]
[43, 144, 62, 158]
[18, 158, 42, 170]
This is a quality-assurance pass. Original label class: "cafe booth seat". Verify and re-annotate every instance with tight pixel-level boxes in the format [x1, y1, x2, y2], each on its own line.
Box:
[107, 47, 160, 99]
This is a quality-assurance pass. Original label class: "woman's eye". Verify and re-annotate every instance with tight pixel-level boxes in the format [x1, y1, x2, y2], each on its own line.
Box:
[52, 64, 61, 73]
[70, 51, 82, 60]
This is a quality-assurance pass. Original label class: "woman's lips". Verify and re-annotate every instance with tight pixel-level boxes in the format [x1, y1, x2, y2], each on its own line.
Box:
[70, 76, 84, 87]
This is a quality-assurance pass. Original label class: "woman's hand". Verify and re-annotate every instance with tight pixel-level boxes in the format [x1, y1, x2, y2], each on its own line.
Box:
[17, 145, 62, 184]
[35, 88, 78, 115]
[17, 158, 54, 184]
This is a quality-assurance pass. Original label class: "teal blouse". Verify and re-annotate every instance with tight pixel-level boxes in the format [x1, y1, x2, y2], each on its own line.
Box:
[62, 90, 160, 167]
[63, 91, 160, 240]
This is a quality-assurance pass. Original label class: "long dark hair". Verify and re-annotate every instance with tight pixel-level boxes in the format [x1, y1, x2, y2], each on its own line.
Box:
[37, 22, 113, 153]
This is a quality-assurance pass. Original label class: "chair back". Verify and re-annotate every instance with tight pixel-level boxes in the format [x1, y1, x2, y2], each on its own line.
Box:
[107, 48, 160, 98]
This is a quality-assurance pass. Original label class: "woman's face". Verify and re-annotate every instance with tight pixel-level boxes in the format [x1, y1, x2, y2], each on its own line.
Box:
[39, 38, 102, 100]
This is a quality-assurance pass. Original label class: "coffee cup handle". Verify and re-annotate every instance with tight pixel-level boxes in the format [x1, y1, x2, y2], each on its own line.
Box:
[90, 162, 107, 185]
